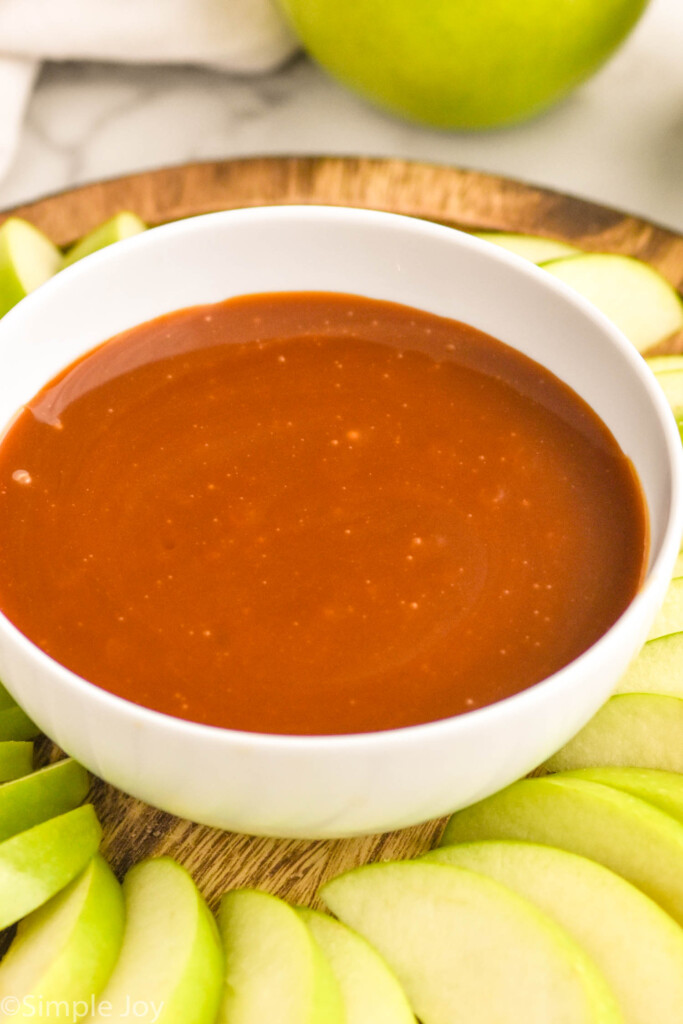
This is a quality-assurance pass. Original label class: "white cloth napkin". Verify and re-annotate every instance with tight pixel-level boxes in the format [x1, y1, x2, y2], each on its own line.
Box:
[0, 0, 298, 184]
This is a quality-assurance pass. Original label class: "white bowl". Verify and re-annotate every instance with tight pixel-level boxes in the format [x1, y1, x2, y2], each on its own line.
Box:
[0, 206, 680, 839]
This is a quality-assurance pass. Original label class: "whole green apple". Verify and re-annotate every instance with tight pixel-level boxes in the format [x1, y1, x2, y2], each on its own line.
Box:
[277, 0, 648, 128]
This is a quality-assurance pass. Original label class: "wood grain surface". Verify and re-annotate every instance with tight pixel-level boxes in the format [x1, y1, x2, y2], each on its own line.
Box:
[6, 156, 683, 909]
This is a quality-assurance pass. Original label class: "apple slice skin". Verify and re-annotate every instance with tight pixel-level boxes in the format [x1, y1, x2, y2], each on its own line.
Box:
[647, 355, 683, 373]
[0, 705, 40, 741]
[441, 776, 683, 928]
[0, 741, 33, 782]
[0, 854, 124, 1016]
[0, 758, 89, 844]
[426, 840, 683, 1024]
[544, 694, 683, 774]
[297, 906, 416, 1024]
[217, 889, 344, 1024]
[62, 212, 147, 268]
[85, 857, 223, 1024]
[0, 804, 101, 930]
[557, 767, 683, 828]
[616, 631, 683, 697]
[542, 253, 683, 351]
[0, 219, 62, 318]
[321, 860, 622, 1024]
[471, 232, 581, 264]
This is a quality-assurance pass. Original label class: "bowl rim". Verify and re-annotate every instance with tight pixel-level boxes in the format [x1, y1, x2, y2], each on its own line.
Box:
[0, 202, 681, 753]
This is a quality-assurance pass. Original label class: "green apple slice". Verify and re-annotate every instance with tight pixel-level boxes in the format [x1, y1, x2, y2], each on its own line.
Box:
[544, 694, 683, 774]
[647, 578, 683, 640]
[297, 906, 416, 1024]
[649, 368, 683, 415]
[646, 355, 683, 373]
[0, 704, 40, 741]
[426, 840, 683, 1024]
[321, 861, 622, 1024]
[441, 775, 683, 926]
[62, 212, 147, 269]
[0, 854, 124, 1013]
[0, 741, 33, 782]
[674, 550, 683, 578]
[0, 757, 89, 842]
[646, 365, 683, 437]
[0, 218, 63, 318]
[217, 889, 344, 1024]
[0, 803, 101, 930]
[542, 254, 683, 352]
[87, 857, 222, 1024]
[616, 631, 683, 697]
[472, 232, 582, 264]
[0, 680, 17, 709]
[557, 767, 683, 828]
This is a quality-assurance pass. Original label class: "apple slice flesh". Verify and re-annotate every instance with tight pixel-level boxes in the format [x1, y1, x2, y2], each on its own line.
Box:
[472, 232, 581, 264]
[0, 218, 63, 317]
[0, 704, 40, 741]
[0, 854, 124, 1013]
[321, 861, 622, 1024]
[616, 631, 683, 696]
[557, 767, 683, 828]
[649, 367, 683, 417]
[647, 578, 683, 640]
[441, 775, 683, 927]
[542, 253, 683, 351]
[426, 840, 683, 1024]
[217, 889, 344, 1024]
[86, 857, 222, 1024]
[0, 741, 33, 782]
[62, 212, 147, 268]
[647, 355, 683, 373]
[297, 906, 416, 1024]
[544, 694, 683, 774]
[0, 804, 101, 930]
[0, 758, 89, 843]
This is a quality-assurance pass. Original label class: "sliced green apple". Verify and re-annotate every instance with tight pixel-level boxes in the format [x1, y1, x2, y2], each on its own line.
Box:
[321, 861, 622, 1024]
[647, 578, 683, 640]
[0, 757, 88, 843]
[0, 680, 18, 709]
[544, 694, 683, 774]
[472, 232, 582, 264]
[616, 631, 683, 697]
[0, 218, 63, 318]
[542, 253, 683, 352]
[0, 741, 33, 782]
[217, 889, 344, 1024]
[297, 906, 416, 1024]
[0, 804, 101, 930]
[674, 550, 683, 578]
[426, 840, 683, 1024]
[646, 355, 683, 373]
[441, 775, 683, 927]
[0, 704, 40, 741]
[557, 767, 683, 828]
[0, 854, 124, 1014]
[62, 212, 147, 268]
[648, 367, 683, 416]
[87, 857, 222, 1024]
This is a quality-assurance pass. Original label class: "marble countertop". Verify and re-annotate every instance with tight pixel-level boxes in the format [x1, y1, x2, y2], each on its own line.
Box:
[1, 0, 681, 234]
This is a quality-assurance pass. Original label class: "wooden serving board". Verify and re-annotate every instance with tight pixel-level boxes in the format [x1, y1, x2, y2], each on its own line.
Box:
[3, 156, 683, 911]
